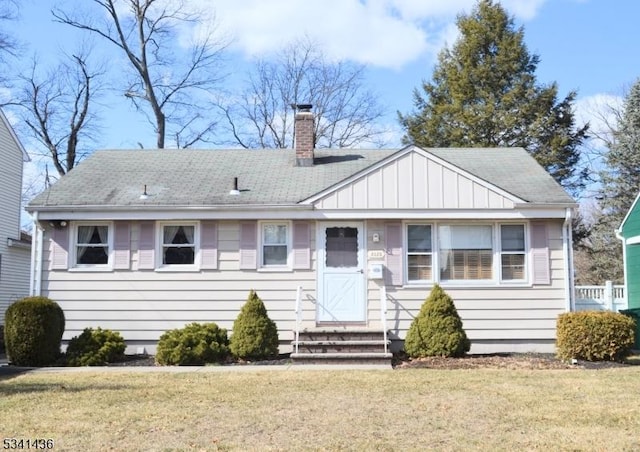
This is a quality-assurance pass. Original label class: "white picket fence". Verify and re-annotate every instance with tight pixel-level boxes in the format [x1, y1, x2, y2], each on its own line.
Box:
[574, 281, 627, 312]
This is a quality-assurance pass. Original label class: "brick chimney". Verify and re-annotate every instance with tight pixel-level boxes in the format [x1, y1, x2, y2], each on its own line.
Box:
[294, 104, 314, 167]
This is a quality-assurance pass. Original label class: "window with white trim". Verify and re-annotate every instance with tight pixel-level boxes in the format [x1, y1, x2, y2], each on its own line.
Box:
[161, 223, 196, 265]
[74, 223, 111, 266]
[439, 225, 493, 281]
[500, 224, 526, 281]
[406, 224, 433, 282]
[261, 222, 289, 267]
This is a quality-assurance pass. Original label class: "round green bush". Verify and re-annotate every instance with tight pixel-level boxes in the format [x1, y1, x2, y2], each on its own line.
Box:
[404, 284, 470, 358]
[155, 322, 229, 365]
[230, 290, 279, 360]
[66, 327, 127, 366]
[4, 296, 65, 366]
[557, 311, 635, 362]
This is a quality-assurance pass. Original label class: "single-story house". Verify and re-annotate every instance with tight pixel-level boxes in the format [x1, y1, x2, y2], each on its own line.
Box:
[26, 107, 576, 356]
[617, 193, 640, 311]
[0, 109, 31, 324]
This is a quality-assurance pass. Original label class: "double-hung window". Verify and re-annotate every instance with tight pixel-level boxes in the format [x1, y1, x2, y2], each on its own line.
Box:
[75, 223, 111, 267]
[261, 223, 289, 267]
[439, 225, 493, 281]
[161, 223, 196, 266]
[406, 224, 433, 282]
[500, 224, 526, 281]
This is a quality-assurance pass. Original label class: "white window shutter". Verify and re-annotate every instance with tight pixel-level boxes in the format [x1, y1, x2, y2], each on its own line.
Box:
[385, 222, 403, 286]
[239, 221, 257, 269]
[292, 221, 311, 269]
[113, 221, 131, 270]
[200, 221, 218, 269]
[531, 222, 550, 285]
[138, 221, 155, 270]
[50, 227, 69, 270]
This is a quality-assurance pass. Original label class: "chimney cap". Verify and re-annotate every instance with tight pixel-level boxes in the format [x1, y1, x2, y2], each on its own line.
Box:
[295, 104, 313, 112]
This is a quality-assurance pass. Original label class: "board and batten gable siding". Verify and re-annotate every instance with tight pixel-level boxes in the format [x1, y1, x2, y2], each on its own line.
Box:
[313, 151, 517, 210]
[40, 220, 317, 353]
[0, 114, 30, 323]
[621, 197, 640, 239]
[366, 219, 566, 354]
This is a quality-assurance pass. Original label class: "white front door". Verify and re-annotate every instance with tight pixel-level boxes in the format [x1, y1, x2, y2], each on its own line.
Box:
[317, 222, 366, 323]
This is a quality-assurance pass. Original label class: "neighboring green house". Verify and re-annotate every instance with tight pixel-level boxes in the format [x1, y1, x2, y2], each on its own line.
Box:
[618, 194, 640, 310]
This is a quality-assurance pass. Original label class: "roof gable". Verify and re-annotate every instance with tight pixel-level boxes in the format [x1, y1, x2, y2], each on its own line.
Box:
[619, 191, 640, 238]
[0, 109, 29, 162]
[306, 147, 523, 210]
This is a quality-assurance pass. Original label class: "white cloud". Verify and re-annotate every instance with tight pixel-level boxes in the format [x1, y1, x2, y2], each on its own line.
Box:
[184, 0, 547, 70]
[501, 0, 548, 20]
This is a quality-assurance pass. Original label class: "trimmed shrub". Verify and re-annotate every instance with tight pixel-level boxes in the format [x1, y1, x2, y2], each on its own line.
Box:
[557, 311, 635, 362]
[66, 327, 127, 366]
[230, 290, 279, 360]
[404, 284, 470, 358]
[0, 324, 5, 354]
[4, 296, 65, 366]
[155, 322, 229, 366]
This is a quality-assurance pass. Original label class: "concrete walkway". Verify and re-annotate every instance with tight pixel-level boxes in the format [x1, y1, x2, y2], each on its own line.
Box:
[0, 362, 392, 376]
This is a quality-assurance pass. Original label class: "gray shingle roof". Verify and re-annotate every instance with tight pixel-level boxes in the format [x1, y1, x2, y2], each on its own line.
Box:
[429, 147, 574, 204]
[27, 146, 574, 209]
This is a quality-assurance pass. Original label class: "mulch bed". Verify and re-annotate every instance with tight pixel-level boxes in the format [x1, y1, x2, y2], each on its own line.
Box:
[105, 354, 292, 367]
[3, 352, 637, 369]
[393, 353, 639, 370]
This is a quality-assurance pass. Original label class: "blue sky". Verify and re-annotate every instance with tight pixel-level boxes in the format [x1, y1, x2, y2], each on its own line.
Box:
[7, 0, 640, 198]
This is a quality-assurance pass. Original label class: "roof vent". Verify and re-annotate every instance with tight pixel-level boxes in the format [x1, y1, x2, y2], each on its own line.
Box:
[139, 184, 149, 200]
[229, 177, 240, 196]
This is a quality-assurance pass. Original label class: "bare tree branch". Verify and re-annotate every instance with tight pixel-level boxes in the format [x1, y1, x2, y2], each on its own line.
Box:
[53, 0, 229, 148]
[17, 51, 103, 176]
[221, 37, 387, 150]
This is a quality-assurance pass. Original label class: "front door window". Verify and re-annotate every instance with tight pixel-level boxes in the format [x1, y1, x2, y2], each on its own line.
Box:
[325, 227, 358, 268]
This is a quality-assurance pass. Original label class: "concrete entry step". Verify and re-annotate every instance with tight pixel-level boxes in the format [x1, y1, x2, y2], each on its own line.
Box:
[291, 328, 391, 365]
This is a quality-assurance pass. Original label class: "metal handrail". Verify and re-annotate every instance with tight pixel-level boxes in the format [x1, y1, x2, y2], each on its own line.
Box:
[380, 286, 388, 355]
[294, 286, 303, 354]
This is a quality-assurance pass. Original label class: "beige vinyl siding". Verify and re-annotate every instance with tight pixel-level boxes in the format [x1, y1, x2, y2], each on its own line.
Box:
[314, 151, 517, 210]
[365, 219, 567, 353]
[40, 218, 567, 354]
[42, 221, 317, 352]
[0, 117, 29, 323]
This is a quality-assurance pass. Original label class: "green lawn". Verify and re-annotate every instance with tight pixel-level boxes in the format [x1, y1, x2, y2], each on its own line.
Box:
[1, 367, 639, 451]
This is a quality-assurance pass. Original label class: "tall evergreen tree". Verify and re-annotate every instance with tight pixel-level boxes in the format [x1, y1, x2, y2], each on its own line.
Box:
[584, 79, 640, 283]
[400, 0, 588, 194]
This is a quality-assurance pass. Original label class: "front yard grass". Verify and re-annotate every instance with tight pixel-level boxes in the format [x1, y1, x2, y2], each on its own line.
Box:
[1, 367, 639, 451]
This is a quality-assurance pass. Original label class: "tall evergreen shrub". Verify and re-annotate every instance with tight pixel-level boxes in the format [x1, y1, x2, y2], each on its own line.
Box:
[229, 290, 279, 360]
[404, 285, 470, 358]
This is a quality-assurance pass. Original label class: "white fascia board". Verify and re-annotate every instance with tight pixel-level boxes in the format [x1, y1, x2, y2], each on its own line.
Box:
[7, 238, 31, 250]
[32, 204, 313, 221]
[625, 235, 640, 245]
[32, 206, 568, 221]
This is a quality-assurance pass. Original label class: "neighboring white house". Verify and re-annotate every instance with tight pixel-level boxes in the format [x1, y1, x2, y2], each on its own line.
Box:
[0, 109, 31, 324]
[25, 108, 576, 355]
